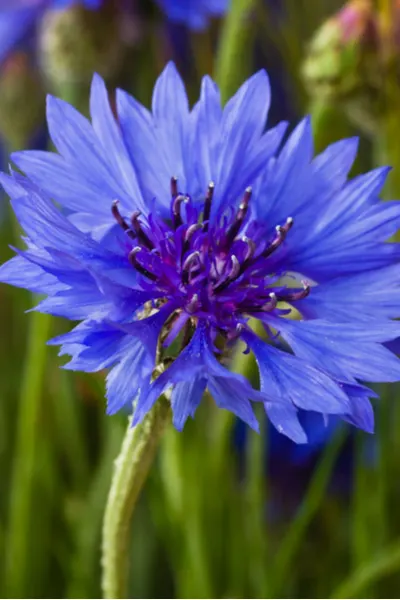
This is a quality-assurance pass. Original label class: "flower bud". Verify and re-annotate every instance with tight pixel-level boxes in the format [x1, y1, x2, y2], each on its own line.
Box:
[0, 53, 45, 149]
[302, 0, 380, 134]
[39, 1, 124, 89]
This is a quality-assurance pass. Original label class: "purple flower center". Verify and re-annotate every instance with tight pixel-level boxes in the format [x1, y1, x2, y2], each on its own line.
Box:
[112, 177, 310, 339]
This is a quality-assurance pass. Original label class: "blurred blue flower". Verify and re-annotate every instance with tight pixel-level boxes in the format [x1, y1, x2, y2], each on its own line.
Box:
[0, 0, 101, 64]
[1, 63, 400, 440]
[156, 0, 229, 29]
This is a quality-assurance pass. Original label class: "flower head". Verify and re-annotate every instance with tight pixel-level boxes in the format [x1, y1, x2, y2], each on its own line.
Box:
[156, 0, 229, 29]
[2, 62, 400, 441]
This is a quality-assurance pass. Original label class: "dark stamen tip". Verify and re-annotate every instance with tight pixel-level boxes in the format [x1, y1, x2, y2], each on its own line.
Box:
[185, 223, 203, 243]
[128, 247, 157, 281]
[170, 176, 178, 198]
[172, 194, 186, 229]
[242, 236, 256, 262]
[112, 200, 138, 240]
[276, 281, 311, 303]
[261, 292, 278, 311]
[230, 255, 241, 279]
[187, 293, 200, 313]
[224, 187, 253, 247]
[111, 200, 126, 227]
[300, 280, 311, 297]
[182, 251, 200, 271]
[203, 182, 215, 231]
[131, 212, 154, 250]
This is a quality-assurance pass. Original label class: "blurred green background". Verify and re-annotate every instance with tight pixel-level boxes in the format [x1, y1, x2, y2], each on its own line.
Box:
[1, 0, 400, 598]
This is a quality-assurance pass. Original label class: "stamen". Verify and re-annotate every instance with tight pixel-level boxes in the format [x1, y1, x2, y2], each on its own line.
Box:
[213, 255, 241, 293]
[186, 293, 200, 313]
[203, 182, 215, 232]
[225, 187, 252, 245]
[182, 223, 203, 257]
[172, 194, 187, 229]
[170, 176, 178, 198]
[277, 280, 310, 302]
[262, 217, 293, 259]
[111, 200, 136, 239]
[229, 255, 241, 279]
[182, 251, 201, 284]
[227, 322, 244, 342]
[131, 211, 154, 250]
[283, 216, 294, 233]
[242, 235, 256, 263]
[185, 223, 203, 244]
[261, 292, 277, 311]
[128, 247, 157, 281]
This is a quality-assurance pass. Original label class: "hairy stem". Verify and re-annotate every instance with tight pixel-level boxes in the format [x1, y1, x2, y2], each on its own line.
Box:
[101, 396, 171, 599]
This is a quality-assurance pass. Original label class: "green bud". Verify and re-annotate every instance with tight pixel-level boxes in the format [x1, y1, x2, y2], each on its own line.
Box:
[0, 53, 45, 149]
[40, 1, 124, 90]
[302, 0, 381, 134]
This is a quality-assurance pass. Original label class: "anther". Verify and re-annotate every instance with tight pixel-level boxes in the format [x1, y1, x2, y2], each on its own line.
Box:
[225, 187, 252, 246]
[185, 223, 203, 244]
[128, 247, 157, 281]
[186, 293, 200, 313]
[229, 255, 241, 279]
[172, 194, 187, 229]
[170, 176, 178, 198]
[203, 182, 215, 232]
[262, 218, 292, 259]
[131, 211, 154, 250]
[182, 251, 201, 284]
[213, 255, 241, 293]
[283, 217, 294, 232]
[242, 236, 256, 262]
[261, 292, 277, 311]
[277, 281, 311, 302]
[112, 200, 136, 239]
[227, 322, 244, 342]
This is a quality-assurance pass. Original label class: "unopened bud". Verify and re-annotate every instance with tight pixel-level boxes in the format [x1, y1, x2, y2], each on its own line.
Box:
[0, 53, 45, 149]
[302, 0, 380, 134]
[39, 1, 124, 89]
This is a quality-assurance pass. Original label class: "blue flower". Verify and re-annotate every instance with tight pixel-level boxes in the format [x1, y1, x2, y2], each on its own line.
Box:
[2, 62, 400, 441]
[156, 0, 229, 29]
[0, 0, 101, 64]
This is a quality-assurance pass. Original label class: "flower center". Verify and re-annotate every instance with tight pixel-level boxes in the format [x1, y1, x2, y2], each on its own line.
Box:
[111, 178, 310, 336]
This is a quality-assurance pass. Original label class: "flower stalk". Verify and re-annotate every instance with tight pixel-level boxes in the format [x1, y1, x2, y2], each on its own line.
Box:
[101, 395, 171, 599]
[214, 0, 258, 103]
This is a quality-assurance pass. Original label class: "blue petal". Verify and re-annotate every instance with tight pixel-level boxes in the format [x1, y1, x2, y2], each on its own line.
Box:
[170, 378, 207, 430]
[245, 331, 351, 414]
[270, 317, 400, 384]
[0, 255, 61, 294]
[134, 322, 261, 430]
[265, 402, 307, 444]
[297, 265, 400, 322]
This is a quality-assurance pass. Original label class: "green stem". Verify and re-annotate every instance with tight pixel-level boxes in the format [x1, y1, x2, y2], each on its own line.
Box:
[69, 419, 124, 599]
[270, 428, 346, 596]
[331, 539, 400, 599]
[245, 408, 269, 597]
[214, 0, 258, 103]
[4, 310, 52, 598]
[101, 396, 171, 599]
